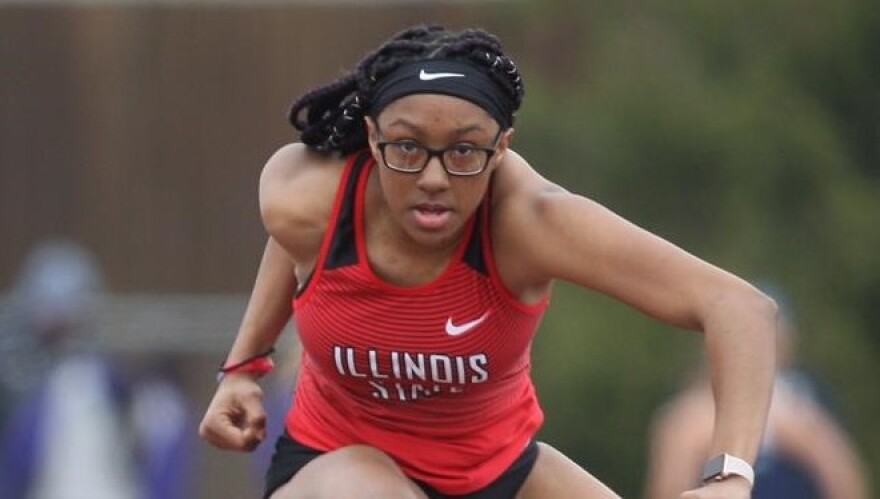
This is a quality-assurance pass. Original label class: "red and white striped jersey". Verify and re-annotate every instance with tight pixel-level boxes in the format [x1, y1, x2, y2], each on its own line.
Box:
[287, 151, 549, 495]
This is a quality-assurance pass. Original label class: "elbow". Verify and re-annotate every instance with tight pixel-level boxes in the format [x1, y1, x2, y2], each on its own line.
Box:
[751, 286, 780, 326]
[756, 289, 780, 350]
[731, 284, 779, 337]
[702, 281, 779, 340]
[729, 285, 780, 352]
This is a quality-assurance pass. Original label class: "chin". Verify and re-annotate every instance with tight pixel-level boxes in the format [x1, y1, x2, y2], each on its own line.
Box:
[406, 224, 461, 249]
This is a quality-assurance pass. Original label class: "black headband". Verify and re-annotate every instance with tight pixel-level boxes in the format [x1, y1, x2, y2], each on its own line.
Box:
[368, 59, 515, 129]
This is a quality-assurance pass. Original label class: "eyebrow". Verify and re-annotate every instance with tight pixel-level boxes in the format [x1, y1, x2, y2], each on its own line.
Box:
[383, 118, 490, 137]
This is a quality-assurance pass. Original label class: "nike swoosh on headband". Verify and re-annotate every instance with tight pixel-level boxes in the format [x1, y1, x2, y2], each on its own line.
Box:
[419, 69, 467, 81]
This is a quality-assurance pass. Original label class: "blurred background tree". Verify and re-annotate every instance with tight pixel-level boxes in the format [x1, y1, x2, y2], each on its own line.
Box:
[507, 0, 879, 494]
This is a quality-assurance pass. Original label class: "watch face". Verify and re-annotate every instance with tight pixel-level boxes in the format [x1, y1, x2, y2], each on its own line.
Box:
[702, 455, 726, 481]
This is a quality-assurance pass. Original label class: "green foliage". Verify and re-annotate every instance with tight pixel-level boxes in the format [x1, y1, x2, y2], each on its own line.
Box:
[503, 0, 880, 495]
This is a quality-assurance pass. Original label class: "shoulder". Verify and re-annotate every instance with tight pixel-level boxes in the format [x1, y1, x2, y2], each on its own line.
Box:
[488, 149, 601, 288]
[492, 149, 618, 231]
[490, 150, 700, 300]
[491, 149, 607, 242]
[490, 149, 567, 243]
[259, 143, 349, 263]
[259, 143, 346, 203]
[491, 149, 563, 202]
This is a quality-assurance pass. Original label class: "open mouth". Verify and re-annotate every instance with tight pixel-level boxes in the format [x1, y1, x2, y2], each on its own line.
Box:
[412, 204, 452, 230]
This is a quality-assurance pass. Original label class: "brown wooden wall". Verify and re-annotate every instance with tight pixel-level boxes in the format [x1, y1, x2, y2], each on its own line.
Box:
[1, 5, 524, 293]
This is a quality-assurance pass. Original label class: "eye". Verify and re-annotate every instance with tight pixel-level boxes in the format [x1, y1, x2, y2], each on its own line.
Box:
[396, 141, 421, 154]
[449, 144, 476, 157]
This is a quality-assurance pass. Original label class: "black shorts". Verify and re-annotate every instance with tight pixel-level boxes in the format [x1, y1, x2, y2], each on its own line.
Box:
[264, 432, 539, 499]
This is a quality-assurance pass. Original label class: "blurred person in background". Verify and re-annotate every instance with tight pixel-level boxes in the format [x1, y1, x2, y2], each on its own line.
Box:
[128, 354, 199, 499]
[644, 286, 870, 499]
[0, 240, 103, 426]
[0, 239, 194, 499]
[200, 24, 777, 499]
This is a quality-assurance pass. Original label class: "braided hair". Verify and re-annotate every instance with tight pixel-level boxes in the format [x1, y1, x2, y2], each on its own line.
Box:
[288, 25, 525, 155]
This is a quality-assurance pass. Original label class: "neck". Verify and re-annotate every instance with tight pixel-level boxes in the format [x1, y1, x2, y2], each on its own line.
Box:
[364, 173, 465, 286]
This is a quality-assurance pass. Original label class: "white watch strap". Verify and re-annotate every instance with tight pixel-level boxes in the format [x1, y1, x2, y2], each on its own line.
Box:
[724, 454, 755, 485]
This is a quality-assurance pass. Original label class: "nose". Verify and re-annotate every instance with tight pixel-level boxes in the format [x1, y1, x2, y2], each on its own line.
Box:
[415, 155, 450, 192]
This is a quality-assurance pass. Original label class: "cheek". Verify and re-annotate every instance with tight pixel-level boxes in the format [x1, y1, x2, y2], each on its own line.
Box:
[454, 178, 492, 210]
[377, 173, 411, 206]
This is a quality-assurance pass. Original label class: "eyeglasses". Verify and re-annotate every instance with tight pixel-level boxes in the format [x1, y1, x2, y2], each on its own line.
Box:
[375, 127, 503, 177]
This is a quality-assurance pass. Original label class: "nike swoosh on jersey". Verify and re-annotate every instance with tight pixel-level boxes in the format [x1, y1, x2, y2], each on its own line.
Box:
[445, 312, 489, 336]
[419, 70, 466, 81]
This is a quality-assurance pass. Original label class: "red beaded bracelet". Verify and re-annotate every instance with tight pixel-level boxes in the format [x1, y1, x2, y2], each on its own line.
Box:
[216, 347, 275, 382]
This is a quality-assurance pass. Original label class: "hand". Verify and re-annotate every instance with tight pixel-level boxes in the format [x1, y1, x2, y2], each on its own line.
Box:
[199, 373, 268, 452]
[680, 477, 751, 499]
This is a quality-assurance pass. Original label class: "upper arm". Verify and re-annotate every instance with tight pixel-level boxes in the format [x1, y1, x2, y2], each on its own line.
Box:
[258, 143, 321, 236]
[496, 153, 763, 330]
[258, 143, 341, 268]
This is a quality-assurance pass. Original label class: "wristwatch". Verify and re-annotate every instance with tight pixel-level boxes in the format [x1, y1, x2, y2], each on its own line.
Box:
[701, 453, 755, 486]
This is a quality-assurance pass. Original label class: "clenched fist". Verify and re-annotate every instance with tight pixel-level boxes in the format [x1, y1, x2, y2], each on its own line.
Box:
[199, 374, 268, 452]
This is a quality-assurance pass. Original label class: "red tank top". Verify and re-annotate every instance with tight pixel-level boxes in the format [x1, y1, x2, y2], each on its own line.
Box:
[287, 151, 549, 495]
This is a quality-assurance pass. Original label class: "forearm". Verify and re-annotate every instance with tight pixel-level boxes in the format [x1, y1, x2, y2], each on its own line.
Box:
[224, 237, 298, 364]
[703, 289, 777, 464]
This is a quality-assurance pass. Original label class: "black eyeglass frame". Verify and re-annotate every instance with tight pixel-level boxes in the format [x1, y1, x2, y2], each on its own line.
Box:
[374, 126, 505, 177]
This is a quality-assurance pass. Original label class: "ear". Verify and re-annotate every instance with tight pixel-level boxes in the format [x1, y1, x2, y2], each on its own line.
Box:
[490, 127, 515, 169]
[363, 116, 379, 157]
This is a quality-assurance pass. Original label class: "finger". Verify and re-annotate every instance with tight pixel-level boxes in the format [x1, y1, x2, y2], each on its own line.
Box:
[247, 407, 267, 430]
[240, 396, 267, 430]
[200, 412, 252, 451]
[241, 426, 265, 452]
[243, 405, 268, 449]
